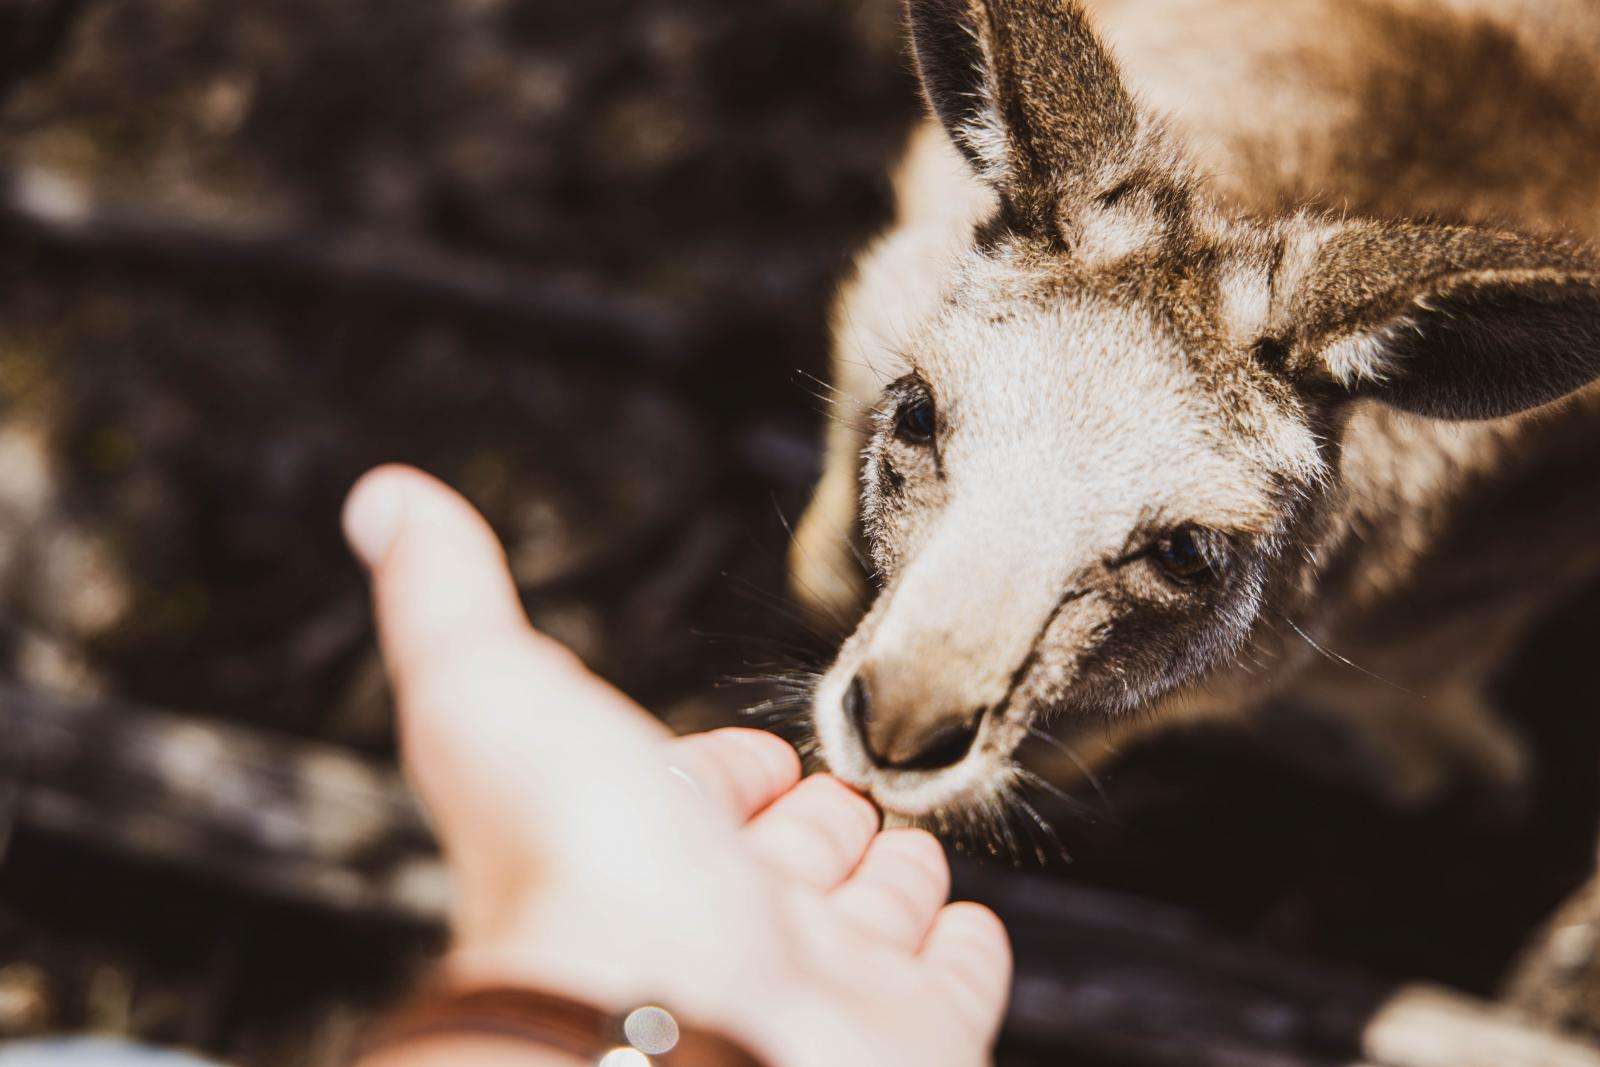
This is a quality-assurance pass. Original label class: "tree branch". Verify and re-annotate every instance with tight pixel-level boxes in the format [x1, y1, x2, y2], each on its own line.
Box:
[0, 168, 697, 375]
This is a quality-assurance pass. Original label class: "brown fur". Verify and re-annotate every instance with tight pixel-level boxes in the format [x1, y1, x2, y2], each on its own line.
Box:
[793, 0, 1600, 818]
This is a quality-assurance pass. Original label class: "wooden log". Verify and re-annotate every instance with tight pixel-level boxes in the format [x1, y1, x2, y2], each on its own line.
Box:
[966, 864, 1600, 1067]
[1364, 985, 1600, 1067]
[0, 683, 446, 925]
[963, 860, 1382, 1066]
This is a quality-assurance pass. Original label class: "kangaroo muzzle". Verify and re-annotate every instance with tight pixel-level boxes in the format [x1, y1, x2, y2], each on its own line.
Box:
[837, 510, 1067, 775]
[844, 666, 986, 770]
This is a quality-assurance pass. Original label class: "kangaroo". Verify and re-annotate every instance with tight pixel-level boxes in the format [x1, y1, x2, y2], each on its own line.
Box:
[791, 0, 1600, 915]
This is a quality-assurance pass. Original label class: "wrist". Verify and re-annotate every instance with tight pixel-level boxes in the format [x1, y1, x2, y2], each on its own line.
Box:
[357, 1033, 583, 1067]
[357, 980, 774, 1067]
[439, 940, 777, 1055]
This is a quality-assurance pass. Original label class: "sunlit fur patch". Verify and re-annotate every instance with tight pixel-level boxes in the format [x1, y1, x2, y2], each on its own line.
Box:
[955, 25, 1013, 187]
[1215, 257, 1274, 345]
[1322, 320, 1413, 385]
[1076, 200, 1166, 266]
[1270, 211, 1340, 313]
[959, 111, 1013, 187]
[924, 250, 1299, 531]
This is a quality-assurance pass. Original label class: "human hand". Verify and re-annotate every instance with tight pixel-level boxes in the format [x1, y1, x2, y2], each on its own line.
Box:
[343, 466, 1010, 1067]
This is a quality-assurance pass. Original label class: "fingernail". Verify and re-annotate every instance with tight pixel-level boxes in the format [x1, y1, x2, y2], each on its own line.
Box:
[343, 471, 408, 568]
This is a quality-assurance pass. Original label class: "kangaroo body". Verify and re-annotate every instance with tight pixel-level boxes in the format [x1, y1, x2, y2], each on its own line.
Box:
[795, 0, 1600, 807]
[1094, 0, 1600, 797]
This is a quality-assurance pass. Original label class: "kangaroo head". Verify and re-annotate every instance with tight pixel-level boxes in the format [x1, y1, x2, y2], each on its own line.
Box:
[807, 0, 1600, 817]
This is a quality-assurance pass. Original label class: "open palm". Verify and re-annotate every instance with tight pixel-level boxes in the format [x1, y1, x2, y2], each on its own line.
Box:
[344, 465, 1011, 1067]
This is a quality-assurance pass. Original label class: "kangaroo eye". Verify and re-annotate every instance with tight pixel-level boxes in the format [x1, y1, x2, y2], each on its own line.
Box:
[895, 395, 937, 444]
[1154, 527, 1214, 584]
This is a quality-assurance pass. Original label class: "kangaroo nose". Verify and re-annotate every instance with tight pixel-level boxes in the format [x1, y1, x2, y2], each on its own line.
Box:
[844, 671, 984, 771]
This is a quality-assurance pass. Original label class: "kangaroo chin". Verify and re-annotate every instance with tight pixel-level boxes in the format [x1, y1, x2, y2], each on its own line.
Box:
[795, 0, 1600, 823]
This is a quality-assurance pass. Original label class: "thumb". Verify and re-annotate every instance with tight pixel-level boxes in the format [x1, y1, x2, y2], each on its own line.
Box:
[343, 464, 536, 693]
[341, 464, 663, 835]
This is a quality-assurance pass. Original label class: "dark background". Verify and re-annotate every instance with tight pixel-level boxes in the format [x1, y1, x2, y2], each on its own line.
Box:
[1, 1, 1597, 1064]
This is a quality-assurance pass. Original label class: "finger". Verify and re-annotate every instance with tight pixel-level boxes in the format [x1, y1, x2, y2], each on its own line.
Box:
[344, 465, 642, 726]
[827, 829, 949, 950]
[743, 775, 879, 890]
[667, 729, 802, 825]
[345, 465, 545, 688]
[342, 466, 662, 821]
[920, 902, 1013, 1037]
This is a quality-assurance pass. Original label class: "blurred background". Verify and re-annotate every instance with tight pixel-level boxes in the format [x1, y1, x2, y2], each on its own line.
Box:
[1, 1, 1599, 1064]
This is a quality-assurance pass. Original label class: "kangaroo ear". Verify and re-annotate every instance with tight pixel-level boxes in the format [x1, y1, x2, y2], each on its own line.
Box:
[1276, 220, 1600, 420]
[904, 0, 1155, 235]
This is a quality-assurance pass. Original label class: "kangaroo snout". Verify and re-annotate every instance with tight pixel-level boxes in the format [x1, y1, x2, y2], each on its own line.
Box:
[844, 669, 985, 770]
[818, 507, 1069, 802]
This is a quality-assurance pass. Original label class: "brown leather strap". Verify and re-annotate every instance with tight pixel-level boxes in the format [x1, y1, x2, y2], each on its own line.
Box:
[359, 985, 770, 1066]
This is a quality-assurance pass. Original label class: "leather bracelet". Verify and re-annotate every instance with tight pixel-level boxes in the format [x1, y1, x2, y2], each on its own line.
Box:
[358, 984, 771, 1066]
